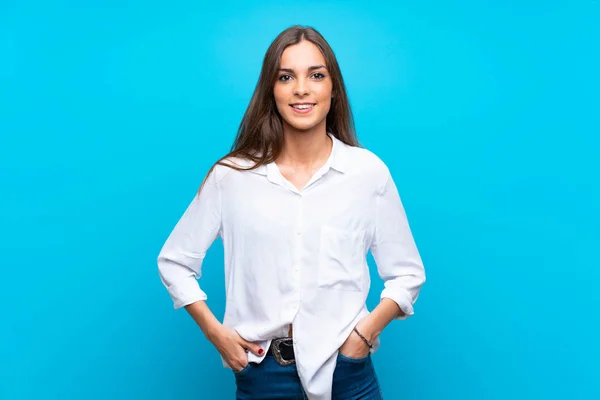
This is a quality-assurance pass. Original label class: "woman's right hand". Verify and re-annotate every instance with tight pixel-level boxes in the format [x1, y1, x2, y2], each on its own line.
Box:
[209, 325, 265, 372]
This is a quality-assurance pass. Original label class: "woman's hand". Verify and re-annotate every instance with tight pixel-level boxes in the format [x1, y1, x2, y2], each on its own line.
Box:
[208, 325, 265, 372]
[339, 316, 376, 359]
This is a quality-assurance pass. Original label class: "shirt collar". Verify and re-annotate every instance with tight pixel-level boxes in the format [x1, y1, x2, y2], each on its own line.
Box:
[327, 132, 349, 174]
[241, 132, 349, 177]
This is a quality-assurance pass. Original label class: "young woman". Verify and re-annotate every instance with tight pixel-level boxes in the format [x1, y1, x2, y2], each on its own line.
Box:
[157, 25, 426, 400]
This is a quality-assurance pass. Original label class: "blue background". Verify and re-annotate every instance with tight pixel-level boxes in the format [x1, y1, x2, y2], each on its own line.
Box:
[1, 1, 598, 399]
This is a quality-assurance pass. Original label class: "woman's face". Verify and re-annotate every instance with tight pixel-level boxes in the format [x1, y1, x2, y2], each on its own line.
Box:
[273, 40, 334, 133]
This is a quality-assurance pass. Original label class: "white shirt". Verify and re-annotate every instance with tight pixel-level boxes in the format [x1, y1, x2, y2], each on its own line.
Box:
[157, 133, 426, 400]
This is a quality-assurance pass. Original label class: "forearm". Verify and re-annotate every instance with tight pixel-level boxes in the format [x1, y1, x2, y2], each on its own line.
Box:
[184, 300, 222, 343]
[363, 298, 405, 341]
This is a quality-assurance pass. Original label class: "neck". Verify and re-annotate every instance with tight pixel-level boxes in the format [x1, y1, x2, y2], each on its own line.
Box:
[278, 123, 332, 168]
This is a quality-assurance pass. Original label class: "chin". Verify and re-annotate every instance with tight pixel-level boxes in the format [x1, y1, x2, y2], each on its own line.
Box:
[282, 116, 326, 132]
[289, 123, 317, 131]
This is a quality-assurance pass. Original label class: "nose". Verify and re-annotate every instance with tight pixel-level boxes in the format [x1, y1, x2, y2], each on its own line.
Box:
[293, 78, 309, 96]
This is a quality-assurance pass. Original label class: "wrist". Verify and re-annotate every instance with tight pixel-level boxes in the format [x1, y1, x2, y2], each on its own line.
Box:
[364, 298, 401, 340]
[363, 327, 379, 343]
[359, 315, 381, 342]
[205, 322, 223, 343]
[353, 326, 375, 349]
[367, 327, 381, 342]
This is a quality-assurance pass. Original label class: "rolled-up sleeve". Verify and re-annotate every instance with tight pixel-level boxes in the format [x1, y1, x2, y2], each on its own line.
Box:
[157, 169, 222, 309]
[370, 171, 426, 320]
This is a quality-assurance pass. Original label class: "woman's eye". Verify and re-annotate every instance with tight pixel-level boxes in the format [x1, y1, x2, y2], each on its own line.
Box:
[278, 73, 325, 82]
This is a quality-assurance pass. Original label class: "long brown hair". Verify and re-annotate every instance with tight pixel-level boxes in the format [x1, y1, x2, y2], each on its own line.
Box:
[199, 25, 359, 193]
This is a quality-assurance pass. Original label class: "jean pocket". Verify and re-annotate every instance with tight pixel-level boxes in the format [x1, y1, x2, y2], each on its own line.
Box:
[234, 362, 252, 375]
[317, 225, 366, 292]
[337, 352, 370, 364]
[333, 352, 381, 399]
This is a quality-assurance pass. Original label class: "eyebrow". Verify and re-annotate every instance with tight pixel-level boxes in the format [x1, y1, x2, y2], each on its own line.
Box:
[279, 65, 327, 73]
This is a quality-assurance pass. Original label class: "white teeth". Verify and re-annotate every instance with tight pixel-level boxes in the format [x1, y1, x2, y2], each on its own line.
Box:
[292, 104, 314, 110]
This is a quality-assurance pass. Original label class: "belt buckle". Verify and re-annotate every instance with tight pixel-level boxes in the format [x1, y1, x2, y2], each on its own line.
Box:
[271, 337, 295, 366]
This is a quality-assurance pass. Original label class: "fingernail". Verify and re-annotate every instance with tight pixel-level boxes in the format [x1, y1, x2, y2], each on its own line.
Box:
[258, 348, 264, 355]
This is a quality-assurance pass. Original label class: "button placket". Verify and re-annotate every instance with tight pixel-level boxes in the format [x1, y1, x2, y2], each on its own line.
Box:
[293, 195, 303, 273]
[288, 194, 303, 318]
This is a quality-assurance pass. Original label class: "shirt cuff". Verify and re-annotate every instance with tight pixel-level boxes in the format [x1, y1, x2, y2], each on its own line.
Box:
[166, 278, 208, 309]
[380, 287, 415, 320]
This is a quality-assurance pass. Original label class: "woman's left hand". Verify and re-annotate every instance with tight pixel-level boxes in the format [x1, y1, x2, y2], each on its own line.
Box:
[338, 316, 376, 359]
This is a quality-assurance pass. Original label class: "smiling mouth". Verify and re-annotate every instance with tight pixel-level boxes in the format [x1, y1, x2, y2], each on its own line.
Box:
[290, 103, 316, 112]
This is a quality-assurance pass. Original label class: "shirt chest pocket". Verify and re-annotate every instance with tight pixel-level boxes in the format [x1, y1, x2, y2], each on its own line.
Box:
[317, 225, 367, 292]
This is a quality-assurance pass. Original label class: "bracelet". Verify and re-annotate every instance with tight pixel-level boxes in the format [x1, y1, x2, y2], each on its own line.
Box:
[353, 327, 374, 349]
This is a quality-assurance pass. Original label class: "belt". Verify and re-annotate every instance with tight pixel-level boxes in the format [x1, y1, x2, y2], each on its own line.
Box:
[267, 337, 296, 366]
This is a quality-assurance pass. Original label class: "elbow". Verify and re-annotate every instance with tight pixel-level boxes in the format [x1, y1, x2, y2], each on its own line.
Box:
[157, 253, 170, 286]
[156, 250, 185, 289]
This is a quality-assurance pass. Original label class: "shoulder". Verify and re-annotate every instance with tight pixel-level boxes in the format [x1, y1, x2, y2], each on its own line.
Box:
[207, 155, 258, 184]
[344, 144, 391, 184]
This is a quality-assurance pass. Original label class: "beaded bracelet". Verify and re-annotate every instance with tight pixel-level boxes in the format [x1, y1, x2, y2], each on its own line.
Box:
[353, 327, 374, 349]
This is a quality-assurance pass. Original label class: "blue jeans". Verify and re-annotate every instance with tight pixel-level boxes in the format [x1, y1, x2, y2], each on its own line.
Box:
[233, 352, 383, 399]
